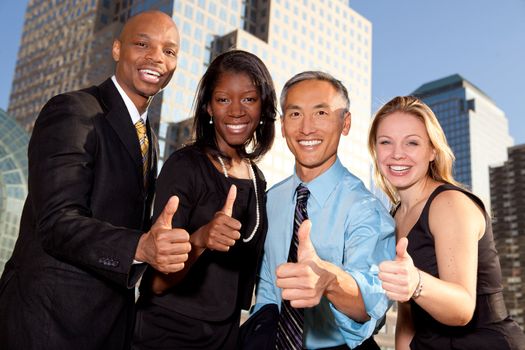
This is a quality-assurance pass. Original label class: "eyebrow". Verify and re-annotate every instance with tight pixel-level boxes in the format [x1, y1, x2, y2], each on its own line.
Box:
[134, 33, 179, 47]
[213, 88, 259, 94]
[284, 104, 302, 111]
[285, 102, 330, 111]
[376, 134, 424, 139]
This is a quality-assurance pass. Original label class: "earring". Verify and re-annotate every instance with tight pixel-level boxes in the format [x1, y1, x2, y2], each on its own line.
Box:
[259, 120, 263, 125]
[209, 116, 213, 124]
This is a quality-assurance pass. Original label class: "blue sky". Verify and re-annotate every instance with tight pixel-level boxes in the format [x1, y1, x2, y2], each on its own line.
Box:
[352, 0, 525, 144]
[1, 0, 523, 144]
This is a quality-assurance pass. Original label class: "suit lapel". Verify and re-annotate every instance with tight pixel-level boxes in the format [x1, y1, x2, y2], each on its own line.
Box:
[98, 79, 142, 169]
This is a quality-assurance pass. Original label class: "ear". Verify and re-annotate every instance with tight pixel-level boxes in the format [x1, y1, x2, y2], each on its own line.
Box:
[281, 117, 286, 138]
[206, 104, 213, 117]
[430, 147, 437, 162]
[341, 111, 351, 136]
[112, 40, 121, 62]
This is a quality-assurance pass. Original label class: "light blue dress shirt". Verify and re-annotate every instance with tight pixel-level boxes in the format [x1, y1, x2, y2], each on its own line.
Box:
[253, 158, 395, 349]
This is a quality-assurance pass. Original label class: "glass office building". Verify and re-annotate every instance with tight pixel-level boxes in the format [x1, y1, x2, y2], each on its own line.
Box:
[0, 109, 29, 274]
[9, 0, 373, 187]
[413, 74, 514, 209]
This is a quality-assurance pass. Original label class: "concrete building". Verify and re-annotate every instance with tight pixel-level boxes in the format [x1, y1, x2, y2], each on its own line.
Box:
[0, 109, 29, 274]
[413, 74, 514, 209]
[490, 144, 525, 330]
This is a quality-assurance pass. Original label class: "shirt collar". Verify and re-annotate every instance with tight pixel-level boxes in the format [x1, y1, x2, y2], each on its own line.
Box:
[292, 157, 346, 207]
[111, 75, 148, 124]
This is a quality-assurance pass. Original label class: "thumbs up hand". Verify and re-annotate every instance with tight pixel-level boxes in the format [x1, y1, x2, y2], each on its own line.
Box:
[297, 220, 317, 263]
[190, 185, 242, 252]
[135, 195, 192, 274]
[378, 237, 420, 302]
[276, 220, 333, 308]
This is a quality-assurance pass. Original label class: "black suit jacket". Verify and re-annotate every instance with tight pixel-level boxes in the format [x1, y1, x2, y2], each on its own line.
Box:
[0, 78, 157, 350]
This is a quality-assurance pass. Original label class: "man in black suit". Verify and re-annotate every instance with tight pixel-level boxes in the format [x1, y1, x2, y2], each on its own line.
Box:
[0, 11, 191, 350]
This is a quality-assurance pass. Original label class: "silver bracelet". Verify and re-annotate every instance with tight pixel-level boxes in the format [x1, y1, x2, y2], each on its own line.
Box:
[412, 268, 423, 299]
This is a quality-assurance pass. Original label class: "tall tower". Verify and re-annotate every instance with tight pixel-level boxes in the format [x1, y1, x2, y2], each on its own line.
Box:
[158, 0, 374, 186]
[9, 0, 110, 131]
[490, 144, 525, 330]
[7, 0, 172, 132]
[413, 74, 514, 209]
[8, 0, 373, 187]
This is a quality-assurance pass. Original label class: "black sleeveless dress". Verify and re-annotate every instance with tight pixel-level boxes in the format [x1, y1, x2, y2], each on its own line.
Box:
[406, 184, 525, 350]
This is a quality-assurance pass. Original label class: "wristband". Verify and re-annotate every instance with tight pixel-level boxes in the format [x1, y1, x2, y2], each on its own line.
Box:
[412, 268, 423, 299]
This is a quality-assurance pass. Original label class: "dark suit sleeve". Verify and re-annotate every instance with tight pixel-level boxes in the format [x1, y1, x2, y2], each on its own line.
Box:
[29, 93, 144, 288]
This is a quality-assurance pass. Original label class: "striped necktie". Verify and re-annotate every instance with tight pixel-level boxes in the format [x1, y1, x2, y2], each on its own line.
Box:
[134, 118, 149, 186]
[276, 184, 310, 350]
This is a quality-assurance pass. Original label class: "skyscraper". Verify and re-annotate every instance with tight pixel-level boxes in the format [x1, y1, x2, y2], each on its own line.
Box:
[9, 0, 373, 186]
[490, 144, 525, 330]
[0, 109, 29, 273]
[413, 74, 514, 209]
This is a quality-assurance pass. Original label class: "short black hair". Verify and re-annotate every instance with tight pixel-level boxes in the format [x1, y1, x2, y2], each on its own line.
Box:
[192, 49, 277, 162]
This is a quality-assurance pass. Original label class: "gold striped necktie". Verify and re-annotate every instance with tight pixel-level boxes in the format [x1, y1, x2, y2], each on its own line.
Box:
[134, 118, 149, 186]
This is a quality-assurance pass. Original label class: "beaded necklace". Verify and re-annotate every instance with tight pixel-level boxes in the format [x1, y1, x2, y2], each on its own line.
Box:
[217, 156, 259, 243]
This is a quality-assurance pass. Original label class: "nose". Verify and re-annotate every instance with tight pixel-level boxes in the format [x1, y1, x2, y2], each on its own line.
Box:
[392, 143, 406, 160]
[145, 45, 164, 63]
[299, 115, 315, 135]
[228, 100, 245, 117]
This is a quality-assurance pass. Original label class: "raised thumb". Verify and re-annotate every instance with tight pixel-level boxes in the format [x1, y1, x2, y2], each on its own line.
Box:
[396, 237, 410, 260]
[297, 219, 313, 260]
[221, 185, 237, 217]
[156, 195, 179, 229]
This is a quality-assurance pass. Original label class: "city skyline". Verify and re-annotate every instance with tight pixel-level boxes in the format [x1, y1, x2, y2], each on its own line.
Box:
[0, 0, 525, 144]
[1, 0, 524, 145]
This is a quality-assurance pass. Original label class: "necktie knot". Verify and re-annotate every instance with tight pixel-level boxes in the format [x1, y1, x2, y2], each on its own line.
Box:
[135, 118, 146, 136]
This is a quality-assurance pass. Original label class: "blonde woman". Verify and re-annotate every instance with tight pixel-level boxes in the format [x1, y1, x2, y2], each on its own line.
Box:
[368, 96, 525, 350]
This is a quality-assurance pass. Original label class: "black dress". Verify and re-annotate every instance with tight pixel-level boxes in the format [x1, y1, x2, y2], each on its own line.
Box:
[406, 184, 525, 350]
[133, 145, 268, 350]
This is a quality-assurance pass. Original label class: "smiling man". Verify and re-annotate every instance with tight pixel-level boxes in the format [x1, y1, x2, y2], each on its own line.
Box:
[250, 71, 396, 349]
[0, 11, 191, 350]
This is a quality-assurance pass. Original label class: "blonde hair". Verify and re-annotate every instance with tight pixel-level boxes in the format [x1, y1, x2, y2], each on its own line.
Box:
[368, 96, 460, 205]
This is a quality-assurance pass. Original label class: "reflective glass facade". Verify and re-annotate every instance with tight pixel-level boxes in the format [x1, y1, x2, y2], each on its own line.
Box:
[0, 109, 29, 274]
[9, 0, 373, 187]
[413, 74, 514, 209]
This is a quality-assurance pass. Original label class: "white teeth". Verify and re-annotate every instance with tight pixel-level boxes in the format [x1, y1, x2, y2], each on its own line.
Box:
[227, 124, 246, 130]
[141, 69, 161, 76]
[390, 165, 410, 171]
[299, 140, 321, 146]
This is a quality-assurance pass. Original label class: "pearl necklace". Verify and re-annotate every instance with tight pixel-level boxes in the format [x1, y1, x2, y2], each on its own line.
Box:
[217, 156, 260, 243]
